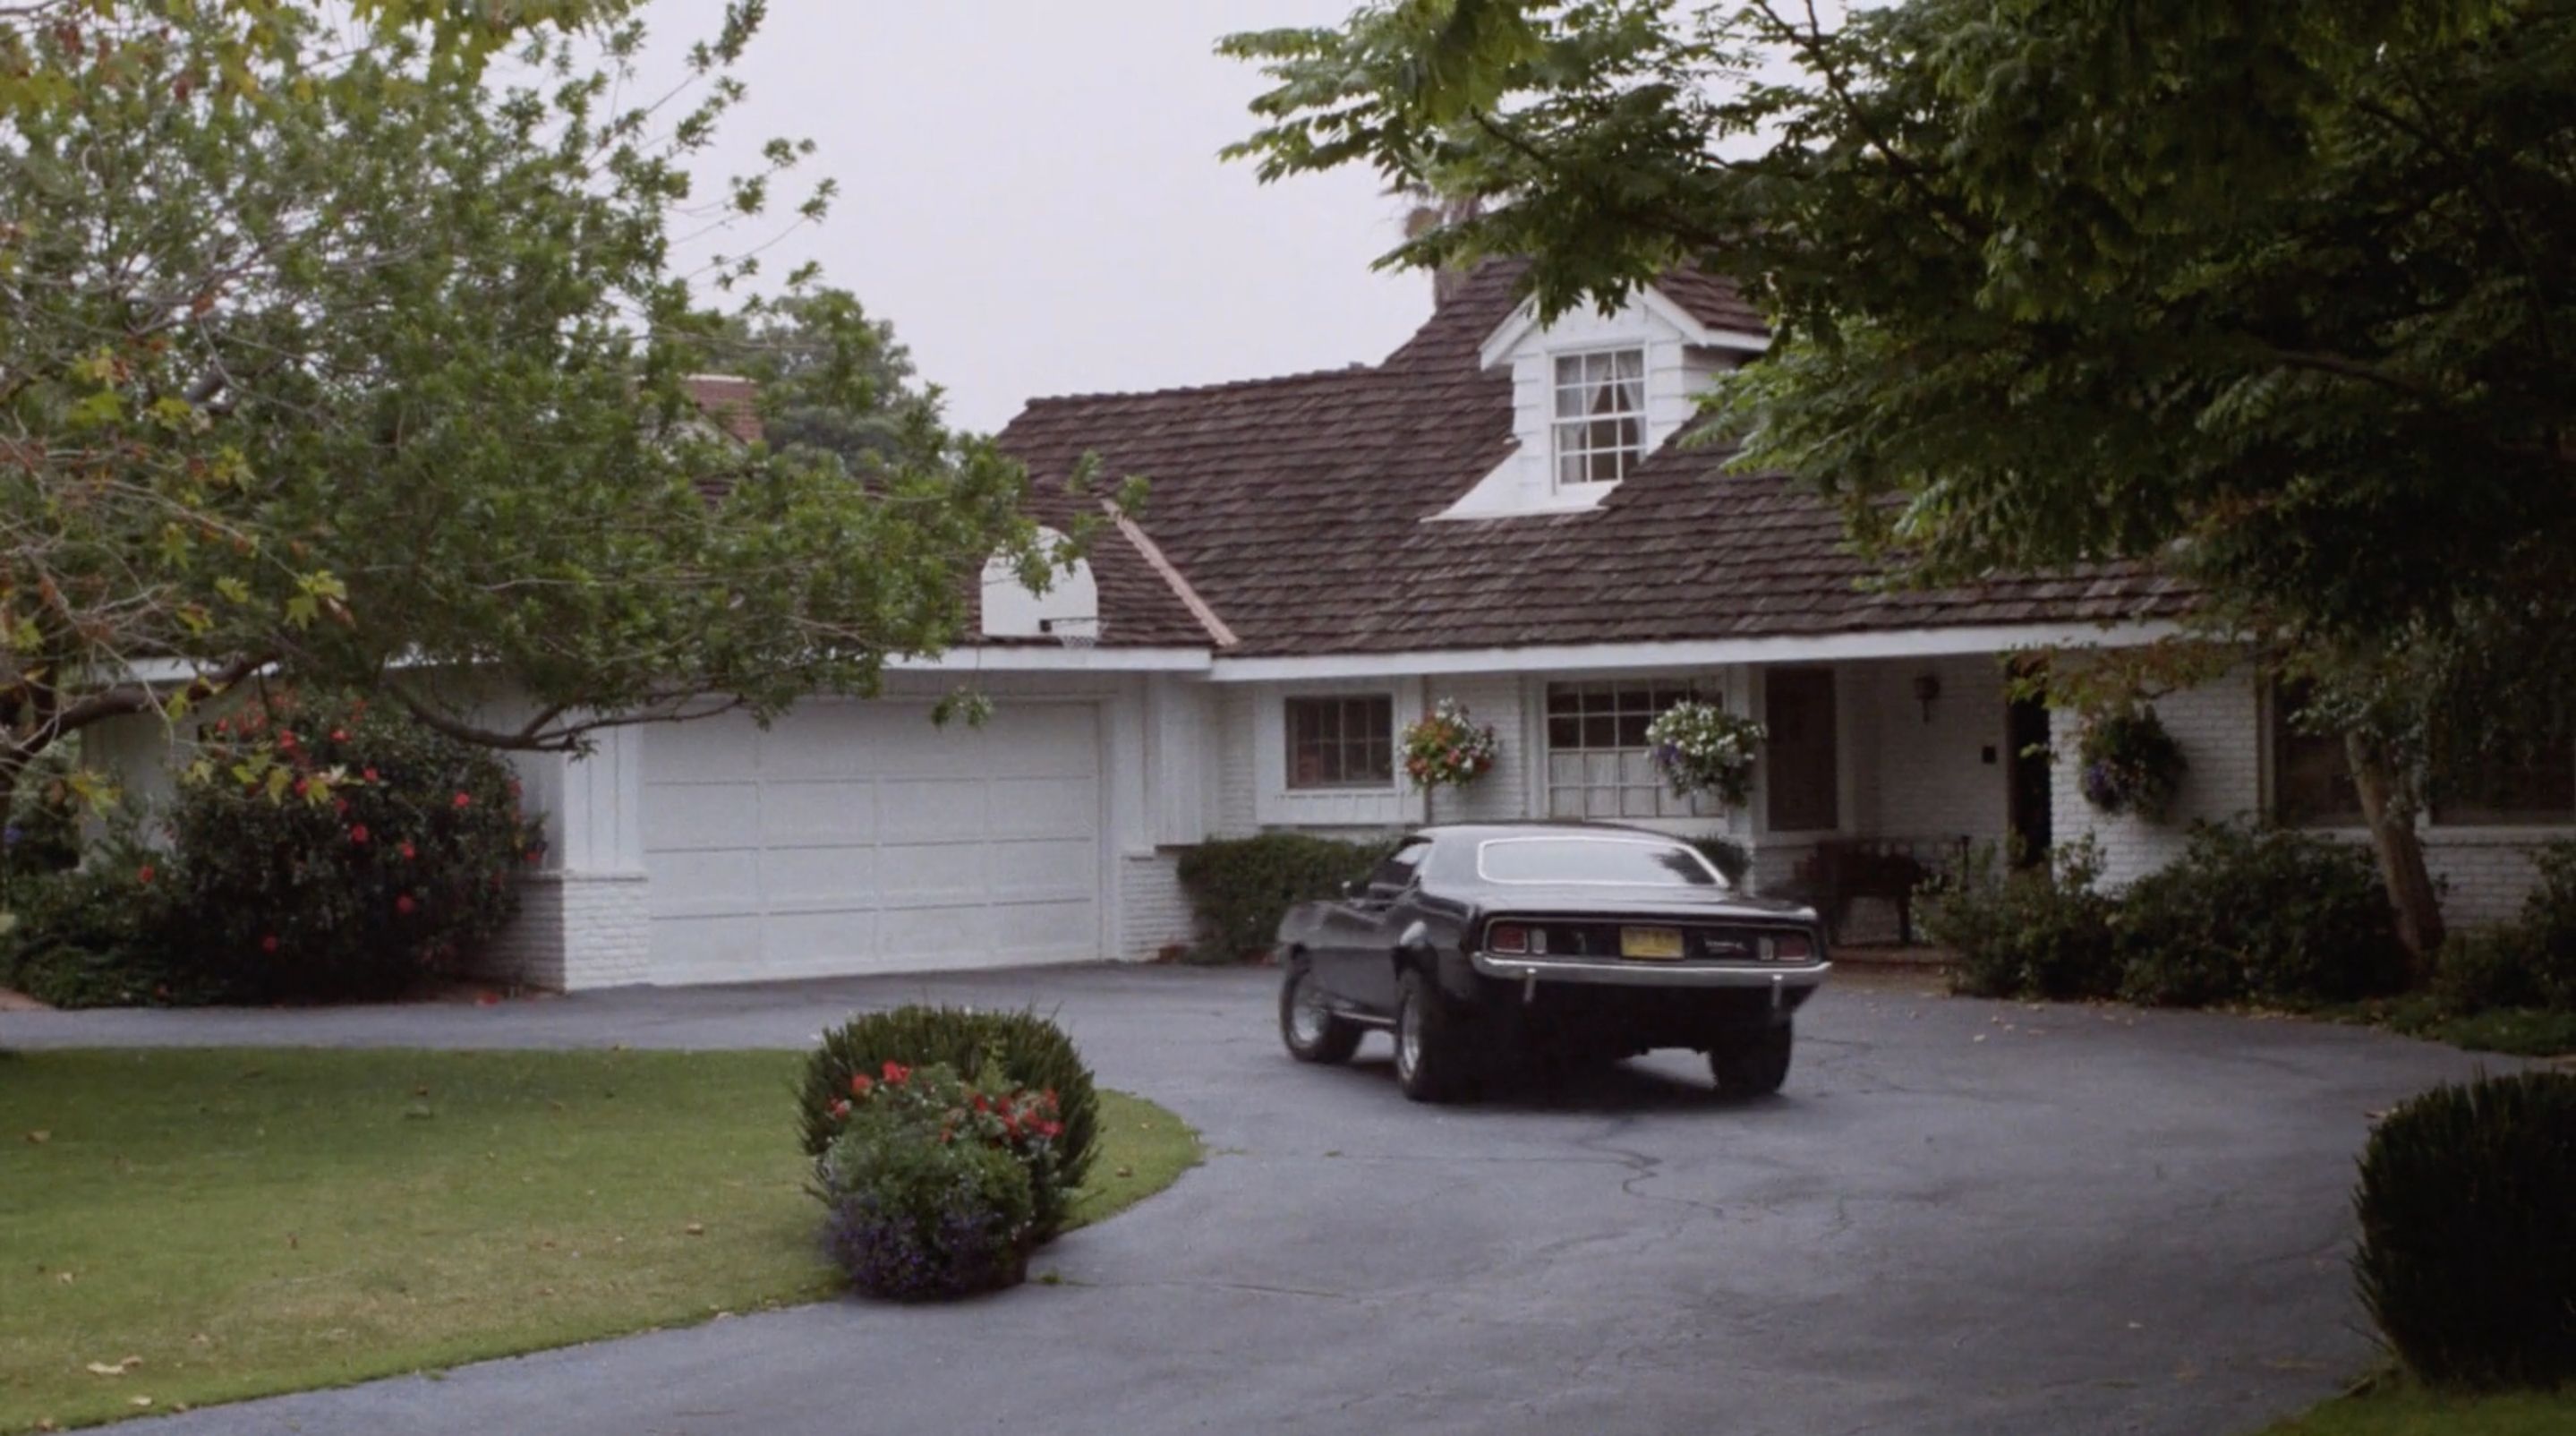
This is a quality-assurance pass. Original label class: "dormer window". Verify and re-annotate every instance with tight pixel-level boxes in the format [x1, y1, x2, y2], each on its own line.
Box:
[1553, 348, 1645, 489]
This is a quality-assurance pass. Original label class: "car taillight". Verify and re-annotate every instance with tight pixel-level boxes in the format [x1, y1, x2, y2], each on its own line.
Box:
[1486, 922, 1530, 954]
[1771, 932, 1814, 961]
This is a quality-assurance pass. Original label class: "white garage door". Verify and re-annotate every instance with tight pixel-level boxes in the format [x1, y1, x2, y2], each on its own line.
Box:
[642, 701, 1103, 984]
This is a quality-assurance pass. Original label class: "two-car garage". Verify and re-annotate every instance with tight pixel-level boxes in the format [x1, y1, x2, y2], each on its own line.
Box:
[638, 699, 1105, 985]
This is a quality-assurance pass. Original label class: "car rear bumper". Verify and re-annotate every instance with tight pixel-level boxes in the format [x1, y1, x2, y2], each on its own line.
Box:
[1469, 952, 1832, 991]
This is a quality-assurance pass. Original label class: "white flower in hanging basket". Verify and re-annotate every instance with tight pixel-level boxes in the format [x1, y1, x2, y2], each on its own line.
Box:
[1645, 701, 1766, 807]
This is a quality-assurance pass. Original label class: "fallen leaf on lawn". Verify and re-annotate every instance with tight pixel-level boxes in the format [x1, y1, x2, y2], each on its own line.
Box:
[129, 1397, 151, 1408]
[1114, 1166, 1133, 1178]
[55, 1271, 74, 1285]
[24, 1130, 48, 1144]
[413, 1085, 431, 1097]
[85, 1356, 141, 1376]
[684, 1222, 705, 1236]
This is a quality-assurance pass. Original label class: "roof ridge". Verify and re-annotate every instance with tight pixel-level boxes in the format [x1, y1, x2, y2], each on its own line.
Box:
[1017, 363, 1379, 411]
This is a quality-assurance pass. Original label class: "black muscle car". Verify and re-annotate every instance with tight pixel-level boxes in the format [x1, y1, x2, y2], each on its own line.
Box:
[1275, 823, 1830, 1102]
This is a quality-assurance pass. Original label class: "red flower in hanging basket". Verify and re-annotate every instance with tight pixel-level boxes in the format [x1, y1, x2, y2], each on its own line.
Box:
[348, 824, 369, 844]
[396, 893, 417, 915]
[398, 841, 416, 860]
[452, 791, 472, 809]
[136, 864, 155, 885]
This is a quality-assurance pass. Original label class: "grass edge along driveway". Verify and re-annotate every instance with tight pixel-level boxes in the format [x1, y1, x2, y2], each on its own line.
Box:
[0, 1047, 1201, 1432]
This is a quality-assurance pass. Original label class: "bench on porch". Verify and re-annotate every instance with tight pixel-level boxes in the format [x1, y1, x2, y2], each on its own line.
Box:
[1779, 836, 1972, 947]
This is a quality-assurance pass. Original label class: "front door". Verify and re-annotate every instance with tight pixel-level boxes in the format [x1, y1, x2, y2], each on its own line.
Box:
[2007, 696, 2053, 867]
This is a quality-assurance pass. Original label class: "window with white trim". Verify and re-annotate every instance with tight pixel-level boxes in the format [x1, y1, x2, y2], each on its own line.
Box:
[1284, 695, 1395, 791]
[1544, 680, 1702, 818]
[1552, 348, 1645, 489]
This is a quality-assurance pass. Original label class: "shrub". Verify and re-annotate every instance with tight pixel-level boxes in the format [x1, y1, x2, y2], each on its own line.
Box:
[2117, 822, 2406, 1010]
[798, 1005, 1096, 1237]
[2432, 928, 2547, 1018]
[2512, 841, 2576, 1010]
[166, 689, 543, 1001]
[1685, 833, 1753, 885]
[815, 1073, 1037, 1302]
[2353, 1071, 2576, 1389]
[1921, 839, 2120, 1000]
[1173, 832, 1397, 965]
[0, 850, 210, 1008]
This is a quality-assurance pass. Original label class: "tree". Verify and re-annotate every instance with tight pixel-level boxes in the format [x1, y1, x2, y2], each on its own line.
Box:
[1224, 0, 2576, 958]
[1, 0, 1085, 815]
[706, 287, 937, 472]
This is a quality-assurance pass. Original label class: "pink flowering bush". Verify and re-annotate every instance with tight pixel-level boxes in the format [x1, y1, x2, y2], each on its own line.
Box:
[813, 1059, 1072, 1300]
[166, 688, 544, 999]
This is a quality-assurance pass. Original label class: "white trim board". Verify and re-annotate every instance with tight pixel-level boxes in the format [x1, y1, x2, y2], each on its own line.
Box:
[1207, 620, 2183, 683]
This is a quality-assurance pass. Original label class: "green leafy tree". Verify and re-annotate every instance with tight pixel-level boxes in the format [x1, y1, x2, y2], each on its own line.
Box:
[707, 287, 936, 472]
[1, 0, 1088, 815]
[1225, 0, 2576, 957]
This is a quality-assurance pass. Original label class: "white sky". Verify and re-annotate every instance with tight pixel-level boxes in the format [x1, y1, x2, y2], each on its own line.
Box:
[644, 1, 1436, 433]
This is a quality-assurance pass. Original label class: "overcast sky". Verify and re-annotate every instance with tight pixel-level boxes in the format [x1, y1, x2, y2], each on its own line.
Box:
[644, 1, 1435, 433]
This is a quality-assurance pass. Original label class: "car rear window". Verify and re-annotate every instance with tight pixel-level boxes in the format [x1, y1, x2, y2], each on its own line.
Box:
[1476, 837, 1725, 887]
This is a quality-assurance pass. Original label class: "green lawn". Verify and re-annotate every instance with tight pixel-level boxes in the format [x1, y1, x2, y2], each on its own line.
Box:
[2258, 1382, 2576, 1434]
[2320, 995, 2576, 1057]
[0, 1047, 1199, 1432]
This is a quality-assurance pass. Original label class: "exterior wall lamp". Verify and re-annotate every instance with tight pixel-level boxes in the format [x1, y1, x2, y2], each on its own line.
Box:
[1911, 672, 1942, 723]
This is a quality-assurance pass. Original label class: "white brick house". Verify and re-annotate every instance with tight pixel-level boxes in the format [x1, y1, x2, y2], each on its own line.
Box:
[92, 266, 2569, 986]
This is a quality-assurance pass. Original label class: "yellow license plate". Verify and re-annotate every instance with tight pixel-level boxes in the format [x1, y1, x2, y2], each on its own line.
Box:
[1620, 926, 1685, 960]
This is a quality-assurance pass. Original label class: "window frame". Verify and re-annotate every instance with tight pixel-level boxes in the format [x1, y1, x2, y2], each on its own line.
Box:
[1541, 677, 1709, 820]
[2265, 680, 2368, 832]
[1549, 346, 1648, 492]
[1282, 693, 1398, 792]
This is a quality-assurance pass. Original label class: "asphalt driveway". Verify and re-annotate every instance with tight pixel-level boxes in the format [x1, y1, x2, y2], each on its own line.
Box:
[0, 965, 2502, 1436]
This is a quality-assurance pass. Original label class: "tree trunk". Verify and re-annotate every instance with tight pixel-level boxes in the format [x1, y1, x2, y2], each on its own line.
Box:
[2346, 730, 2446, 967]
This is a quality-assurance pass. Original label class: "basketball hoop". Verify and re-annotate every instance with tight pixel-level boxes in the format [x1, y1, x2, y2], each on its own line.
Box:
[1047, 615, 1101, 650]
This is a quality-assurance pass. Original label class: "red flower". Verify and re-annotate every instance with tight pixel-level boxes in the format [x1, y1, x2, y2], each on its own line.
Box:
[880, 1061, 910, 1084]
[849, 1073, 874, 1097]
[398, 841, 416, 860]
[970, 1092, 989, 1113]
[363, 767, 380, 783]
[396, 893, 417, 915]
[827, 1098, 851, 1120]
[260, 934, 279, 953]
[277, 731, 298, 749]
[291, 776, 310, 797]
[452, 791, 472, 809]
[136, 864, 154, 885]
[1035, 1119, 1063, 1140]
[333, 797, 349, 816]
[329, 729, 348, 742]
[348, 824, 369, 844]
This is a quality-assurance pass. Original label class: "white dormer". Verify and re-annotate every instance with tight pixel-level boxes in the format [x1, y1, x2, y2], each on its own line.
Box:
[980, 526, 1100, 642]
[1435, 282, 1769, 521]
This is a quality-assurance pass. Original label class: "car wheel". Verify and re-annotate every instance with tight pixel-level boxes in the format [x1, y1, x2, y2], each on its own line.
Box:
[1279, 955, 1362, 1064]
[1710, 1022, 1793, 1097]
[1393, 967, 1474, 1104]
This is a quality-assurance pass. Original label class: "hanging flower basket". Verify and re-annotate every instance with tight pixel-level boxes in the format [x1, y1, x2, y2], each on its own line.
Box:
[1401, 698, 1499, 791]
[2077, 705, 2187, 821]
[1646, 701, 1766, 807]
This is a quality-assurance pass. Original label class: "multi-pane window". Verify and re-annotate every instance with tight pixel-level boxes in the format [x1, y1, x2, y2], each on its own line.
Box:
[1284, 696, 1395, 791]
[2431, 737, 2576, 827]
[1545, 680, 1701, 818]
[2272, 682, 2575, 827]
[1552, 348, 1645, 489]
[1764, 668, 1840, 833]
[2269, 682, 2365, 828]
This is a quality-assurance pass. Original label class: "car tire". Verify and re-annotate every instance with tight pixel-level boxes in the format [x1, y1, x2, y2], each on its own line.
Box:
[1393, 967, 1474, 1104]
[1710, 1022, 1793, 1097]
[1279, 955, 1363, 1064]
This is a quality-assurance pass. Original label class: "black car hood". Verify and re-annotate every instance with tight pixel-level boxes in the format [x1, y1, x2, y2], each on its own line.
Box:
[1464, 885, 1817, 922]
